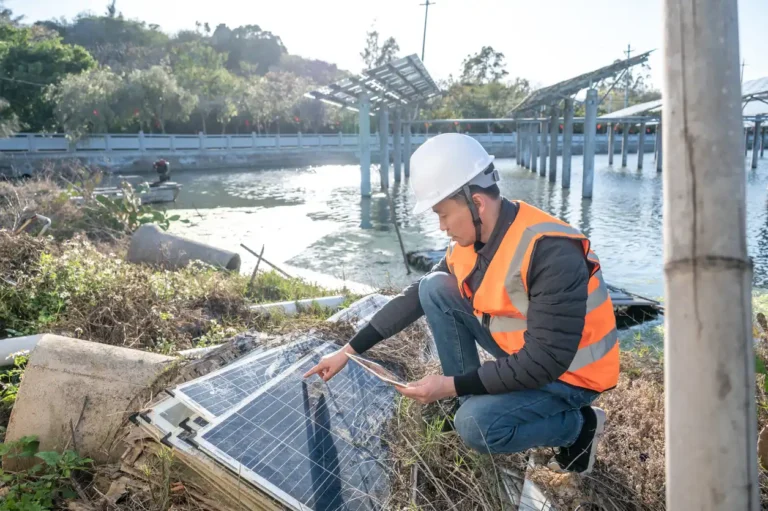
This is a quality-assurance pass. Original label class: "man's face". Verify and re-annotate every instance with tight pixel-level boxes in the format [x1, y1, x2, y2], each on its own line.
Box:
[433, 197, 475, 247]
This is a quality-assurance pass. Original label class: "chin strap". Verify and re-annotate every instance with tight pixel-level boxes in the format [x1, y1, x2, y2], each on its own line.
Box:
[461, 184, 482, 243]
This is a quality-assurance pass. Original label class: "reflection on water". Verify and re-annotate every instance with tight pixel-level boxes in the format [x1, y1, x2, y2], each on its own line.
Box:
[149, 154, 768, 298]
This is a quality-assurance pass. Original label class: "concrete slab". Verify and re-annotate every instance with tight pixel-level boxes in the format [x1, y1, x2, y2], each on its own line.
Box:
[5, 335, 173, 468]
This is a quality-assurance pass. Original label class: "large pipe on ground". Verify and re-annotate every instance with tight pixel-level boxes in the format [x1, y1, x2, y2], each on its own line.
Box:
[128, 224, 241, 271]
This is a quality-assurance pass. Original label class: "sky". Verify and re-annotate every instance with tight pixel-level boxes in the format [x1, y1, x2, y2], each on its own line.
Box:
[9, 0, 768, 91]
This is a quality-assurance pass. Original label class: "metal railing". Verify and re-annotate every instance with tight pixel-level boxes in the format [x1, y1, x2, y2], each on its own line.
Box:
[1, 131, 653, 154]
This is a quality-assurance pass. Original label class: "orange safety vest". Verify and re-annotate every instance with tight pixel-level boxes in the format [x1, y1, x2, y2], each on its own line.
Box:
[445, 201, 619, 392]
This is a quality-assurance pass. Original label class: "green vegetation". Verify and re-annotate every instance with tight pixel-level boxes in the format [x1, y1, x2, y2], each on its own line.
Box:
[0, 232, 342, 352]
[0, 436, 92, 510]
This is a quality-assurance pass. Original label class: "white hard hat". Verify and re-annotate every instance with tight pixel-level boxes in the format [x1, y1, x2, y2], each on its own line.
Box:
[410, 133, 497, 215]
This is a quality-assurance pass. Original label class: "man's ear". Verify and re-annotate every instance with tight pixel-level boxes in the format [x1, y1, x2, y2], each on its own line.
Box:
[472, 193, 485, 215]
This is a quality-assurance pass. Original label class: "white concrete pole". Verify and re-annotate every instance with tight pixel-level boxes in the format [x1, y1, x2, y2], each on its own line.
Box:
[562, 99, 574, 188]
[663, 0, 758, 508]
[607, 123, 615, 165]
[539, 116, 548, 177]
[392, 109, 402, 182]
[638, 122, 646, 169]
[582, 88, 597, 198]
[751, 117, 762, 169]
[621, 123, 630, 167]
[379, 108, 390, 189]
[359, 93, 371, 197]
[549, 105, 559, 182]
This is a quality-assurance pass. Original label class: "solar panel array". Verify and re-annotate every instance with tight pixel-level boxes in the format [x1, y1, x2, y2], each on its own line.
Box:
[326, 294, 391, 330]
[197, 347, 396, 511]
[175, 337, 329, 419]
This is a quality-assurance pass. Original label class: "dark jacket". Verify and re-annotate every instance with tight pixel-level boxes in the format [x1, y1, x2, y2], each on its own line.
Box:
[349, 199, 590, 396]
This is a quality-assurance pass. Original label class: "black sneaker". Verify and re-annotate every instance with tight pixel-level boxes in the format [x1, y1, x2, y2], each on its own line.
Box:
[549, 406, 606, 474]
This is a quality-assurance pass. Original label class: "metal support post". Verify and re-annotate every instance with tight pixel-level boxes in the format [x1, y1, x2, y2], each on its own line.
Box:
[516, 122, 521, 165]
[403, 118, 412, 178]
[539, 117, 548, 177]
[379, 108, 390, 189]
[549, 105, 559, 182]
[582, 88, 597, 199]
[523, 124, 530, 169]
[745, 127, 749, 156]
[621, 123, 630, 167]
[608, 123, 615, 164]
[656, 124, 663, 172]
[752, 117, 762, 169]
[530, 123, 538, 173]
[762, 127, 766, 158]
[359, 93, 371, 197]
[663, 0, 758, 507]
[392, 109, 402, 182]
[638, 122, 646, 169]
[562, 99, 574, 188]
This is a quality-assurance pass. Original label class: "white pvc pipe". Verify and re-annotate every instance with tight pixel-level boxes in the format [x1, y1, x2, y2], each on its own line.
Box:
[249, 295, 346, 316]
[0, 335, 43, 367]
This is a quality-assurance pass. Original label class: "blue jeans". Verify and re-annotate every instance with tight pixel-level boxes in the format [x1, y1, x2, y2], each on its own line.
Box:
[418, 272, 598, 454]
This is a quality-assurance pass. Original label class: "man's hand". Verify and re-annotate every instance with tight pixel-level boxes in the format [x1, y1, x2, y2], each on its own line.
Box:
[303, 344, 355, 382]
[396, 375, 457, 404]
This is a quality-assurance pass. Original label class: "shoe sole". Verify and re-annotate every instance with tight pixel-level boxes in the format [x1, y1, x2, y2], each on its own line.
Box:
[582, 407, 606, 475]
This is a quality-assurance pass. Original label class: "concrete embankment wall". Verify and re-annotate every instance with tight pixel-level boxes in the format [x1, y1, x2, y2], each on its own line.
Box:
[1, 132, 655, 174]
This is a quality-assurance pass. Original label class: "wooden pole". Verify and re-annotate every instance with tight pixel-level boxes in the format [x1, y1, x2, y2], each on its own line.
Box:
[663, 0, 758, 508]
[247, 244, 265, 294]
[240, 244, 293, 279]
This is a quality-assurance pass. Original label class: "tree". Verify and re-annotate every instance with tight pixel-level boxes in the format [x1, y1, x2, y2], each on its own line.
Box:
[421, 76, 530, 128]
[271, 54, 347, 85]
[122, 66, 196, 133]
[105, 0, 117, 18]
[0, 24, 96, 131]
[360, 27, 399, 70]
[173, 44, 240, 133]
[46, 67, 123, 139]
[259, 71, 310, 133]
[598, 61, 660, 114]
[210, 24, 286, 76]
[460, 46, 509, 84]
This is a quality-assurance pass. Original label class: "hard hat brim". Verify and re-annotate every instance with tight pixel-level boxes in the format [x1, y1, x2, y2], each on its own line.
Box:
[410, 154, 495, 215]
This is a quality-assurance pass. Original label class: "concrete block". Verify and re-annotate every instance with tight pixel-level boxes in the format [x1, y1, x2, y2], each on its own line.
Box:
[5, 335, 173, 467]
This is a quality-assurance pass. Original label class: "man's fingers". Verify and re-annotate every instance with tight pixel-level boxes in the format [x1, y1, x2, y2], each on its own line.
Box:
[303, 363, 325, 378]
[396, 386, 424, 399]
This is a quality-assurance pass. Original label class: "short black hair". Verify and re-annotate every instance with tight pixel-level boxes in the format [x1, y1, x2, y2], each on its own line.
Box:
[450, 183, 501, 202]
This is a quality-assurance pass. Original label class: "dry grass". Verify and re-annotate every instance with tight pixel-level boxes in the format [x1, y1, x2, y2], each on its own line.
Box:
[0, 232, 348, 352]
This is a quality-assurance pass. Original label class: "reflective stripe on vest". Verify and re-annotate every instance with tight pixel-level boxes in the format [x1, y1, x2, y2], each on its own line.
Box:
[568, 327, 618, 372]
[504, 222, 584, 316]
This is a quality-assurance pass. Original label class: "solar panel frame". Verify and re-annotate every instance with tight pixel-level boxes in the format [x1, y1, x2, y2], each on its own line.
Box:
[195, 346, 396, 511]
[174, 337, 330, 420]
[326, 294, 391, 330]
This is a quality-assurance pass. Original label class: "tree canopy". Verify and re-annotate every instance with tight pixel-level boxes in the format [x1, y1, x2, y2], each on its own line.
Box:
[0, 3, 660, 139]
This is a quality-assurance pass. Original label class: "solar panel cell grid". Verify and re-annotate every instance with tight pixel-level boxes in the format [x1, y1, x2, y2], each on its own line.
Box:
[197, 348, 395, 511]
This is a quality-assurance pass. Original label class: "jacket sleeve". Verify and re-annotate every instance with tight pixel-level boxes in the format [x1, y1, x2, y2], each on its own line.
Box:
[476, 237, 589, 394]
[350, 256, 449, 353]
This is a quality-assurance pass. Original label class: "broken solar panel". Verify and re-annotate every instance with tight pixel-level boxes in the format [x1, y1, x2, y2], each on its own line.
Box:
[196, 345, 396, 511]
[174, 337, 332, 420]
[326, 294, 391, 330]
